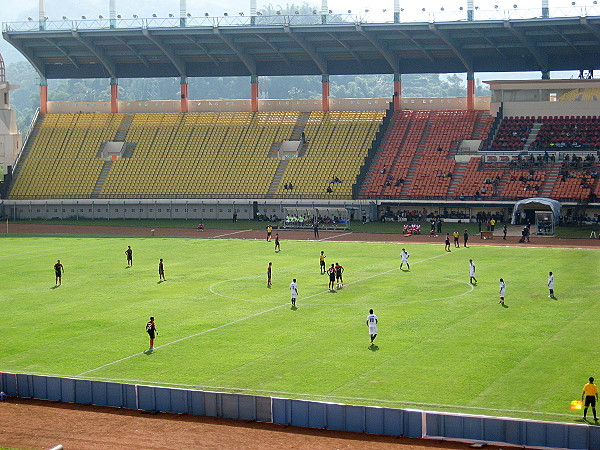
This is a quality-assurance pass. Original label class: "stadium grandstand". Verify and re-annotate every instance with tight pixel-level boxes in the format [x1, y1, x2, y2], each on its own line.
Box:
[0, 0, 599, 226]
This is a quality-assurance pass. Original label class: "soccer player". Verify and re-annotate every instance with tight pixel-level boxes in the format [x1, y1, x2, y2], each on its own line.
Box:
[366, 309, 378, 344]
[548, 271, 555, 298]
[335, 262, 344, 289]
[290, 278, 298, 307]
[313, 222, 319, 239]
[319, 251, 326, 274]
[453, 230, 460, 248]
[125, 245, 133, 266]
[327, 263, 336, 291]
[400, 248, 410, 270]
[582, 376, 599, 422]
[274, 233, 281, 252]
[54, 260, 64, 286]
[463, 229, 469, 248]
[469, 259, 478, 285]
[498, 278, 506, 305]
[267, 262, 272, 287]
[444, 233, 451, 252]
[266, 225, 273, 241]
[158, 258, 165, 281]
[146, 316, 157, 351]
[502, 223, 508, 240]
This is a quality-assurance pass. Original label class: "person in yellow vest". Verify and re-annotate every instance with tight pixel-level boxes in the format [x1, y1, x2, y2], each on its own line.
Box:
[453, 230, 460, 248]
[266, 225, 273, 241]
[582, 376, 599, 422]
[490, 218, 496, 231]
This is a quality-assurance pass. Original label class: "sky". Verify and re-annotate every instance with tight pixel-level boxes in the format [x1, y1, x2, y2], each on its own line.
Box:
[2, 0, 594, 79]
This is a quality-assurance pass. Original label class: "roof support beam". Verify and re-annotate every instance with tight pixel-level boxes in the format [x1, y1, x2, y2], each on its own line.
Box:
[114, 36, 150, 68]
[579, 17, 600, 45]
[72, 31, 116, 78]
[4, 37, 45, 77]
[503, 21, 548, 73]
[284, 27, 327, 74]
[549, 26, 583, 57]
[44, 38, 80, 69]
[184, 35, 221, 67]
[397, 30, 435, 64]
[255, 33, 291, 65]
[213, 28, 256, 75]
[326, 32, 362, 64]
[142, 29, 186, 77]
[356, 25, 398, 73]
[428, 23, 472, 72]
[472, 29, 507, 60]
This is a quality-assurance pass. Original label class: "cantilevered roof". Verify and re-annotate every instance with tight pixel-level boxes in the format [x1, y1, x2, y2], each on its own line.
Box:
[3, 15, 600, 79]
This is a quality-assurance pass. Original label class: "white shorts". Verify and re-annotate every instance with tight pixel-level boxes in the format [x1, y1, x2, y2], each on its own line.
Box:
[470, 271, 475, 277]
[369, 325, 378, 335]
[402, 259, 408, 264]
[499, 290, 505, 297]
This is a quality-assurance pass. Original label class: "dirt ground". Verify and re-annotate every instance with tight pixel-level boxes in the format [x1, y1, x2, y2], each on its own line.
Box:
[1, 398, 487, 450]
[7, 222, 600, 248]
[4, 223, 596, 449]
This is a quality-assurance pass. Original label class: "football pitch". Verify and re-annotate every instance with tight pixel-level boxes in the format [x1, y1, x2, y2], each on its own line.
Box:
[2, 235, 599, 423]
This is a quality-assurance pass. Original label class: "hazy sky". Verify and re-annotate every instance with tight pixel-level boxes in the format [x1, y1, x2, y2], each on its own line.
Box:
[2, 0, 592, 79]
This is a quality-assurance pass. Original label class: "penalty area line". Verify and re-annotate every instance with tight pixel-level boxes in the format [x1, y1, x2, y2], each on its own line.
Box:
[210, 229, 254, 239]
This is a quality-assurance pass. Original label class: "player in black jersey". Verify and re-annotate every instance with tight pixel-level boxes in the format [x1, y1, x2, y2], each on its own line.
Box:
[335, 263, 344, 289]
[327, 264, 336, 291]
[145, 317, 157, 351]
[54, 260, 64, 286]
[267, 262, 272, 287]
[125, 246, 133, 266]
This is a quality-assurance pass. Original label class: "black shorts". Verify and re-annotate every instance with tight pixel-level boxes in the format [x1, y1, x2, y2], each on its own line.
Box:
[55, 271, 61, 277]
[320, 261, 325, 267]
[329, 274, 335, 282]
[127, 256, 132, 261]
[585, 396, 596, 407]
[147, 331, 155, 339]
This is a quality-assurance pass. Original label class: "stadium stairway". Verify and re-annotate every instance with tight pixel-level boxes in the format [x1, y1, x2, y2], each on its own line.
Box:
[289, 112, 310, 140]
[91, 160, 114, 199]
[114, 114, 135, 142]
[398, 114, 433, 197]
[472, 110, 494, 139]
[538, 163, 562, 197]
[267, 142, 281, 158]
[446, 161, 469, 198]
[523, 122, 542, 150]
[265, 159, 290, 198]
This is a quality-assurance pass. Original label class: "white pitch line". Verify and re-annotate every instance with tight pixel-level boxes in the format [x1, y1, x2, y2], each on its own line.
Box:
[78, 251, 453, 376]
[210, 229, 253, 239]
[318, 232, 353, 241]
[0, 247, 65, 258]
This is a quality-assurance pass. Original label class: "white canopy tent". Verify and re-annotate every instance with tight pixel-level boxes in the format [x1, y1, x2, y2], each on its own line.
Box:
[511, 197, 561, 225]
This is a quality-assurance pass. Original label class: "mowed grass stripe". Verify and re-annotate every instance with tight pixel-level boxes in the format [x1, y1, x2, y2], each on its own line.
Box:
[2, 236, 599, 422]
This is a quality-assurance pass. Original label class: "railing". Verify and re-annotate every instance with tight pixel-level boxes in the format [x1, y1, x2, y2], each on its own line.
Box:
[4, 6, 600, 32]
[11, 107, 39, 172]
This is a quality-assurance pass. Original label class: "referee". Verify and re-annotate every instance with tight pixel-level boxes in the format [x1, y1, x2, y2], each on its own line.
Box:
[582, 376, 599, 422]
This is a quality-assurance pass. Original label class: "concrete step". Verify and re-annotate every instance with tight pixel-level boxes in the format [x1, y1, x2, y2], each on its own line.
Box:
[90, 160, 114, 199]
[265, 159, 290, 198]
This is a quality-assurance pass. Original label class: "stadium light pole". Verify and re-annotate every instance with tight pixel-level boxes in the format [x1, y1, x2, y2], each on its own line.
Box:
[109, 0, 117, 28]
[394, 0, 400, 23]
[38, 0, 46, 30]
[321, 0, 328, 24]
[542, 0, 549, 18]
[250, 0, 257, 25]
[180, 0, 187, 27]
[467, 0, 474, 21]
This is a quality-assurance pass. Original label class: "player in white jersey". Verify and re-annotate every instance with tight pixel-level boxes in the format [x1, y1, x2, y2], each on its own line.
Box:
[498, 278, 506, 305]
[400, 249, 410, 270]
[548, 272, 555, 298]
[469, 259, 478, 285]
[290, 278, 298, 307]
[366, 309, 378, 344]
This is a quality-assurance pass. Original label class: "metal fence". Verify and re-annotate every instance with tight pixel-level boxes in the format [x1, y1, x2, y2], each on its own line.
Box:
[2, 372, 599, 449]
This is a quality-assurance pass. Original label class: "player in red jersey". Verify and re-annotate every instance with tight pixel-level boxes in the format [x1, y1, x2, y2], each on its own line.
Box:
[54, 260, 64, 286]
[158, 259, 165, 282]
[335, 262, 344, 289]
[267, 262, 272, 287]
[125, 246, 133, 266]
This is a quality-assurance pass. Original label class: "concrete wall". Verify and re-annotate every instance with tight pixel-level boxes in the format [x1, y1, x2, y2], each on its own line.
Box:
[2, 372, 599, 449]
[494, 101, 600, 118]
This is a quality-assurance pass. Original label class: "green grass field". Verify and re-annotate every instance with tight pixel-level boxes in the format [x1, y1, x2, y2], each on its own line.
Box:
[2, 235, 599, 423]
